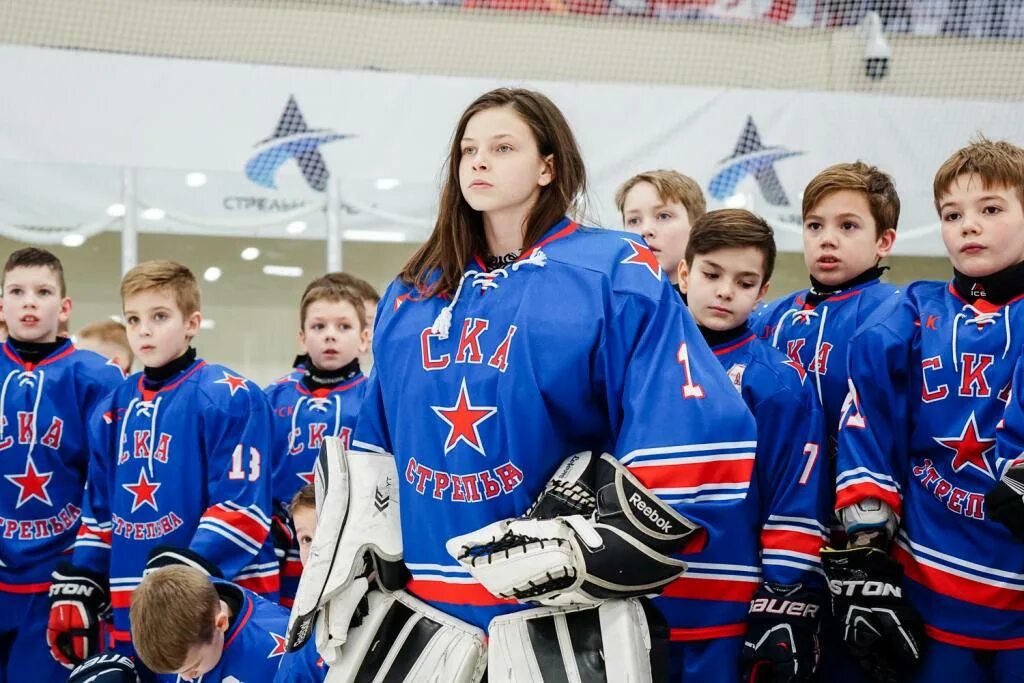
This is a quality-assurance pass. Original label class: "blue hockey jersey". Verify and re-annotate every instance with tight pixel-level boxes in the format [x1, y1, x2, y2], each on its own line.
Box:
[156, 580, 290, 683]
[274, 629, 327, 683]
[72, 359, 277, 646]
[265, 372, 366, 605]
[352, 219, 758, 630]
[835, 282, 1024, 648]
[657, 331, 828, 640]
[0, 340, 123, 588]
[752, 279, 899, 445]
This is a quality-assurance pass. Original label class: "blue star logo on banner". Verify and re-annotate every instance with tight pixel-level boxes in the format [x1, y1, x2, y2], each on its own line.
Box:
[708, 116, 803, 207]
[245, 96, 353, 191]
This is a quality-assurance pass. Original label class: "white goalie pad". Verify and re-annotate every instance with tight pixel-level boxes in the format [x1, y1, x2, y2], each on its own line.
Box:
[488, 599, 666, 683]
[287, 437, 404, 651]
[325, 590, 487, 683]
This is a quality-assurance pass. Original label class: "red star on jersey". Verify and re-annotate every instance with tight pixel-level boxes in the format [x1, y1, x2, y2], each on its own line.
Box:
[5, 455, 53, 508]
[122, 468, 161, 513]
[782, 357, 807, 382]
[215, 371, 249, 397]
[268, 633, 288, 659]
[431, 379, 497, 456]
[934, 412, 997, 479]
[620, 239, 662, 281]
[297, 470, 315, 486]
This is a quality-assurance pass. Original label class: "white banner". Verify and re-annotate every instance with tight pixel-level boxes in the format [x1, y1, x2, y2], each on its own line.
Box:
[0, 45, 1021, 254]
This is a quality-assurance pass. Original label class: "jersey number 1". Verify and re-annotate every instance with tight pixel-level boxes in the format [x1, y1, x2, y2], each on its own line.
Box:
[229, 445, 262, 482]
[677, 343, 706, 399]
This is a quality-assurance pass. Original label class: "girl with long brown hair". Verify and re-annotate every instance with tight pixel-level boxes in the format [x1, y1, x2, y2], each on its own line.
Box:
[346, 87, 755, 679]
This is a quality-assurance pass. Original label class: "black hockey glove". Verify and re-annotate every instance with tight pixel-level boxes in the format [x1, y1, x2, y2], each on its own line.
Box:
[270, 499, 296, 562]
[46, 563, 111, 668]
[68, 653, 140, 683]
[144, 544, 223, 578]
[986, 462, 1024, 542]
[821, 547, 924, 683]
[741, 582, 822, 682]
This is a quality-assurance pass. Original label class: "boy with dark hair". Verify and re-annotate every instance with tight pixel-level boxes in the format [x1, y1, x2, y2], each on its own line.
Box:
[661, 210, 828, 681]
[48, 260, 277, 673]
[0, 247, 123, 679]
[131, 565, 288, 681]
[266, 277, 370, 606]
[827, 138, 1024, 681]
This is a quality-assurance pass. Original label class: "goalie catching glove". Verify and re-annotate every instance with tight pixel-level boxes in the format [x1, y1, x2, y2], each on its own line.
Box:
[740, 582, 822, 683]
[46, 563, 111, 668]
[446, 451, 701, 606]
[821, 546, 924, 683]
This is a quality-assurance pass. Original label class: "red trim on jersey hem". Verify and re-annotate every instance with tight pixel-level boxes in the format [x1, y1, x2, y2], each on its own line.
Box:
[223, 593, 255, 651]
[925, 624, 1024, 650]
[661, 576, 759, 603]
[407, 578, 518, 607]
[0, 580, 51, 593]
[108, 628, 132, 645]
[236, 574, 280, 596]
[137, 360, 207, 402]
[669, 623, 746, 641]
[761, 528, 825, 557]
[712, 332, 757, 356]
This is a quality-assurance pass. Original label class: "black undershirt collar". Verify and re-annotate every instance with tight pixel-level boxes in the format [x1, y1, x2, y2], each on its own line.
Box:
[806, 265, 888, 307]
[952, 260, 1024, 306]
[143, 347, 197, 390]
[301, 357, 361, 392]
[214, 582, 244, 631]
[8, 337, 68, 366]
[698, 322, 751, 349]
[292, 353, 309, 370]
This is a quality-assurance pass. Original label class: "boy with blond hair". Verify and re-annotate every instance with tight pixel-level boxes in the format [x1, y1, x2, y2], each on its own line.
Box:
[825, 139, 1024, 681]
[266, 276, 370, 606]
[659, 210, 828, 682]
[617, 169, 707, 287]
[49, 260, 277, 673]
[77, 319, 133, 375]
[0, 248, 123, 679]
[131, 565, 288, 682]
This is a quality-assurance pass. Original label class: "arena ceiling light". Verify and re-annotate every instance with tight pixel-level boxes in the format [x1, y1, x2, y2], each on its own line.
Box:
[203, 266, 222, 282]
[142, 207, 165, 220]
[185, 172, 208, 188]
[286, 220, 307, 235]
[240, 247, 260, 261]
[262, 265, 304, 278]
[343, 229, 405, 243]
[61, 233, 86, 247]
[375, 178, 401, 190]
[107, 203, 126, 217]
[200, 319, 216, 330]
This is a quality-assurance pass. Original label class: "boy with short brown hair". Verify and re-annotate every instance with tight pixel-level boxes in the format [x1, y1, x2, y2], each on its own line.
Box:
[0, 247, 123, 679]
[131, 565, 288, 681]
[50, 259, 278, 671]
[617, 169, 707, 285]
[266, 277, 370, 607]
[659, 210, 828, 682]
[77, 319, 133, 375]
[827, 138, 1024, 681]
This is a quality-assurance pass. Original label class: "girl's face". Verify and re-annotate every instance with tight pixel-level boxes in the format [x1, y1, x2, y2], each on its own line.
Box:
[458, 106, 553, 223]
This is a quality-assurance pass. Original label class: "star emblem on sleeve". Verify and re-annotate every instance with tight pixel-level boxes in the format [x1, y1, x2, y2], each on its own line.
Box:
[620, 238, 662, 281]
[431, 379, 497, 456]
[268, 633, 288, 659]
[934, 412, 996, 479]
[122, 468, 161, 512]
[5, 455, 53, 508]
[216, 372, 250, 397]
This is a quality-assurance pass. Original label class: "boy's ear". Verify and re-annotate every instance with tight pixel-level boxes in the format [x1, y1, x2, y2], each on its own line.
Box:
[58, 297, 72, 324]
[358, 326, 371, 355]
[754, 281, 770, 310]
[298, 328, 307, 352]
[215, 610, 230, 634]
[676, 261, 690, 294]
[876, 228, 897, 259]
[185, 310, 202, 338]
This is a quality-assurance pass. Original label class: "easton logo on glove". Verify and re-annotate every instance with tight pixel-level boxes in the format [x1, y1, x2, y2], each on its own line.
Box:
[827, 579, 902, 598]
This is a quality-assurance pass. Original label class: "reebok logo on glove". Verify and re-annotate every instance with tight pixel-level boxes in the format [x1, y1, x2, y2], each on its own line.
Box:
[827, 579, 902, 598]
[628, 492, 673, 532]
